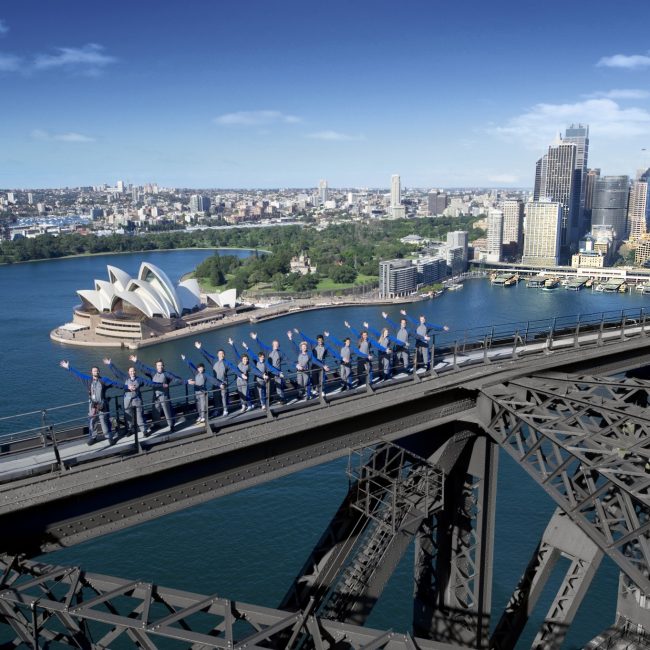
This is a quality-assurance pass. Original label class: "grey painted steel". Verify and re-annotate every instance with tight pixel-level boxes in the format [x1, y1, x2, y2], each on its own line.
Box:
[478, 373, 650, 594]
[490, 509, 603, 650]
[411, 434, 498, 649]
[0, 555, 451, 650]
[4, 322, 650, 557]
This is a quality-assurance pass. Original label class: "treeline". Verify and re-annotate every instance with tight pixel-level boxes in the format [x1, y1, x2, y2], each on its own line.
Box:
[0, 217, 481, 276]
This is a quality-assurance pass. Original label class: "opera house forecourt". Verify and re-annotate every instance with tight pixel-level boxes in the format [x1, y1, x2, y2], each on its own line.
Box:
[50, 262, 239, 349]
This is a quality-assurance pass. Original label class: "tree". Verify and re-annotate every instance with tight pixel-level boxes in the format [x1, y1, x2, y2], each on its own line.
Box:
[330, 265, 357, 284]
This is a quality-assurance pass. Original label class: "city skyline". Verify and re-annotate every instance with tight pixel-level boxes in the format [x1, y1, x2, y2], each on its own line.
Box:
[1, 0, 650, 188]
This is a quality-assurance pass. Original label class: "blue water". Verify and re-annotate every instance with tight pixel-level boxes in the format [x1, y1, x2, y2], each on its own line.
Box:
[0, 253, 641, 648]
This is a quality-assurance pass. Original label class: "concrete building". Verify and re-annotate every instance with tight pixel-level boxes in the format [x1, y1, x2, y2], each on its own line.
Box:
[500, 199, 524, 256]
[379, 259, 417, 298]
[522, 201, 562, 266]
[427, 191, 448, 216]
[486, 209, 504, 262]
[628, 180, 649, 242]
[591, 176, 630, 243]
[190, 194, 211, 214]
[563, 124, 590, 234]
[446, 231, 468, 272]
[416, 257, 446, 285]
[318, 179, 328, 205]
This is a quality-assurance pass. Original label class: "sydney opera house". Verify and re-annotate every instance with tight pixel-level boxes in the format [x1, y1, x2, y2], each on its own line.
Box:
[52, 262, 238, 345]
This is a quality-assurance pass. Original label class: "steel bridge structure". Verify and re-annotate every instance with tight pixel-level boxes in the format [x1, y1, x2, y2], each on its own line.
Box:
[3, 309, 650, 648]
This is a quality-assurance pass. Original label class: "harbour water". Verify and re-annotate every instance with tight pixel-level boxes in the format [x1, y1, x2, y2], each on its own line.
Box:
[0, 251, 645, 648]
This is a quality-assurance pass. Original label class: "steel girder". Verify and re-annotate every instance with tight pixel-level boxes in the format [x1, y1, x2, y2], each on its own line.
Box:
[490, 508, 603, 650]
[477, 373, 650, 595]
[0, 555, 448, 650]
[413, 434, 498, 649]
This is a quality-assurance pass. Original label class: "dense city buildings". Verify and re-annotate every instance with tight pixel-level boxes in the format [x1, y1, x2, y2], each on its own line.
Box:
[522, 201, 562, 266]
[591, 176, 630, 243]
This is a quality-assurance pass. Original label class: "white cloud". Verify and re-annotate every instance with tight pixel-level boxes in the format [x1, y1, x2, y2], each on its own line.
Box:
[490, 98, 650, 149]
[597, 53, 650, 69]
[0, 19, 9, 35]
[587, 89, 650, 100]
[306, 130, 364, 141]
[0, 52, 20, 71]
[487, 174, 519, 184]
[31, 129, 95, 143]
[33, 43, 116, 71]
[214, 110, 301, 126]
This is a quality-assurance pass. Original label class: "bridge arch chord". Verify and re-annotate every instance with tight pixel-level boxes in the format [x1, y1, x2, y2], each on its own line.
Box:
[477, 372, 650, 594]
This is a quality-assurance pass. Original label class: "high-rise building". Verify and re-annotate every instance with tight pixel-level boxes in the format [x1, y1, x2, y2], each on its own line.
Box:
[522, 201, 562, 266]
[486, 209, 504, 262]
[379, 259, 417, 298]
[116, 180, 125, 193]
[500, 199, 524, 255]
[6, 192, 15, 204]
[318, 179, 328, 205]
[591, 176, 629, 242]
[190, 194, 210, 213]
[27, 193, 33, 205]
[416, 257, 446, 285]
[427, 191, 448, 216]
[584, 168, 601, 223]
[533, 134, 580, 254]
[446, 231, 468, 272]
[391, 174, 401, 208]
[627, 179, 648, 242]
[563, 124, 589, 234]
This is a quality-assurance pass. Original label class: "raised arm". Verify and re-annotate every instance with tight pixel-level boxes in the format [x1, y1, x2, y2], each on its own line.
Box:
[286, 330, 300, 354]
[103, 358, 127, 381]
[382, 311, 400, 330]
[363, 321, 382, 338]
[195, 341, 216, 364]
[344, 320, 362, 339]
[324, 331, 345, 349]
[322, 331, 342, 360]
[59, 360, 91, 389]
[228, 338, 243, 361]
[129, 355, 155, 377]
[180, 354, 198, 374]
[425, 321, 450, 332]
[250, 332, 272, 353]
[399, 309, 418, 327]
[294, 328, 318, 347]
[224, 359, 246, 380]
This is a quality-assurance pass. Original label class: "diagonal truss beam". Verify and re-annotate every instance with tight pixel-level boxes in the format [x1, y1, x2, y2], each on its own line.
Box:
[477, 373, 650, 594]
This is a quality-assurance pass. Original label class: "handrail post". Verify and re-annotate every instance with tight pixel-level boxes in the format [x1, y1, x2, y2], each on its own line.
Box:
[642, 310, 647, 338]
[483, 336, 491, 364]
[429, 341, 437, 377]
[524, 321, 530, 344]
[547, 317, 556, 352]
[453, 341, 460, 371]
[41, 409, 62, 470]
[512, 330, 519, 359]
[598, 315, 604, 347]
[574, 315, 581, 349]
[319, 369, 327, 404]
[266, 378, 273, 419]
[621, 310, 627, 341]
[204, 387, 213, 434]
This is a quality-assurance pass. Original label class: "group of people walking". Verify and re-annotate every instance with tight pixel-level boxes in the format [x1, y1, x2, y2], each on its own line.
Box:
[60, 310, 449, 444]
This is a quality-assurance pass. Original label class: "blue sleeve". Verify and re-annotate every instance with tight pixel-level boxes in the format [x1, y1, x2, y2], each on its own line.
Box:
[138, 375, 159, 388]
[372, 338, 388, 352]
[350, 345, 369, 358]
[309, 354, 326, 370]
[347, 325, 362, 339]
[287, 336, 300, 354]
[325, 343, 341, 360]
[63, 365, 91, 388]
[426, 321, 446, 332]
[204, 374, 224, 388]
[402, 313, 418, 327]
[365, 324, 382, 338]
[135, 360, 155, 377]
[200, 347, 216, 364]
[224, 359, 244, 379]
[256, 337, 272, 352]
[388, 335, 406, 348]
[108, 362, 127, 381]
[250, 364, 265, 378]
[383, 315, 399, 330]
[264, 360, 281, 376]
[230, 342, 244, 361]
[326, 333, 345, 348]
[297, 330, 318, 347]
[182, 357, 198, 373]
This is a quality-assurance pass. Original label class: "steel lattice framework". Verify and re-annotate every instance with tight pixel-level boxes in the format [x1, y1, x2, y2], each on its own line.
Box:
[0, 555, 443, 650]
[478, 373, 650, 595]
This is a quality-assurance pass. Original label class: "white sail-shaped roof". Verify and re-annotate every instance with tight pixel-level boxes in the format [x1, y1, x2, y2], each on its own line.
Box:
[138, 263, 182, 316]
[107, 265, 132, 292]
[77, 262, 212, 319]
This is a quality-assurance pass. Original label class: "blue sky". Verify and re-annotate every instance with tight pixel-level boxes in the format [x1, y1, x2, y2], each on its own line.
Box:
[1, 0, 650, 189]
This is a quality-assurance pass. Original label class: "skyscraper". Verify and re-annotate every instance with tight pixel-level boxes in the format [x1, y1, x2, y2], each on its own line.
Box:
[563, 124, 589, 234]
[627, 176, 649, 242]
[318, 179, 328, 205]
[533, 133, 581, 256]
[190, 194, 210, 213]
[500, 199, 524, 255]
[486, 209, 504, 262]
[591, 176, 630, 242]
[584, 168, 601, 225]
[522, 201, 562, 266]
[391, 174, 401, 208]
